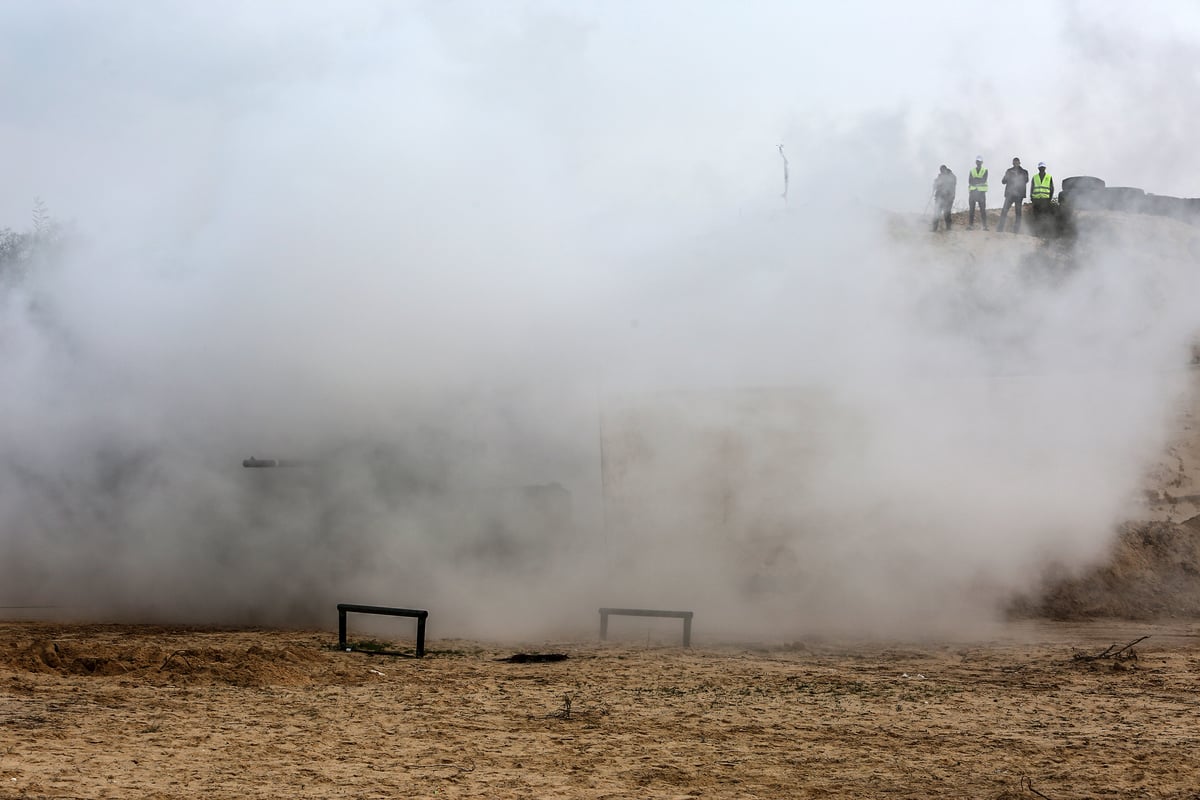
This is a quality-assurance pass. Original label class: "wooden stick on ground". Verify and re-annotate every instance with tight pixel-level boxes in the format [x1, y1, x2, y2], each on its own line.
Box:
[1020, 775, 1054, 799]
[1071, 635, 1150, 662]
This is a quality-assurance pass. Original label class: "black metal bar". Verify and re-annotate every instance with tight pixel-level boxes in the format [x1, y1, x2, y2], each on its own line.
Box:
[599, 608, 694, 619]
[243, 457, 308, 468]
[337, 603, 429, 657]
[598, 608, 694, 647]
[243, 457, 279, 468]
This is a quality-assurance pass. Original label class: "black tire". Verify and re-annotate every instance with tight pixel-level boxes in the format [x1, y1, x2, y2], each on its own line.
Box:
[1144, 194, 1188, 219]
[1103, 187, 1146, 212]
[1185, 198, 1200, 223]
[1061, 176, 1106, 194]
[1062, 189, 1106, 210]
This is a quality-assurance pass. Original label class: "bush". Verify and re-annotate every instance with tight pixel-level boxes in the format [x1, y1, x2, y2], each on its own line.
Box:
[0, 199, 66, 285]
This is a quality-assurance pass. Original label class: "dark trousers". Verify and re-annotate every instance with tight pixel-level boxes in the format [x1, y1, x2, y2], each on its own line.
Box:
[931, 196, 953, 231]
[968, 191, 987, 228]
[1030, 198, 1052, 234]
[997, 196, 1023, 233]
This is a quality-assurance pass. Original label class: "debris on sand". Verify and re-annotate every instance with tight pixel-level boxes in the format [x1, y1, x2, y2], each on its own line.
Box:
[497, 653, 569, 663]
[1070, 635, 1149, 664]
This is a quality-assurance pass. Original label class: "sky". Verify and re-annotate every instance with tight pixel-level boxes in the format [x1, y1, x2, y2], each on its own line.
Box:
[4, 0, 1200, 229]
[1, 1, 1199, 638]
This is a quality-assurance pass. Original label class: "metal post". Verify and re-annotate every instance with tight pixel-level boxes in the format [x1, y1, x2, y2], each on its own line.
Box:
[598, 608, 692, 646]
[336, 603, 429, 657]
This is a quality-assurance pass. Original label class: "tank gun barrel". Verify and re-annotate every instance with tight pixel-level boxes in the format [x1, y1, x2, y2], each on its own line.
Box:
[242, 457, 307, 468]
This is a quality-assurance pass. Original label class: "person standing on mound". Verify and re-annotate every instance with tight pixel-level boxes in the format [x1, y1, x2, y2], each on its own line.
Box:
[931, 165, 956, 232]
[997, 156, 1029, 233]
[968, 155, 988, 230]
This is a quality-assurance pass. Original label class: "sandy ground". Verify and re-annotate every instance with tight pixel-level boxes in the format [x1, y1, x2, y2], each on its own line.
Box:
[3, 620, 1200, 799]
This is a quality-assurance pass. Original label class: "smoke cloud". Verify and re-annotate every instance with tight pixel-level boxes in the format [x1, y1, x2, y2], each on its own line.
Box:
[2, 1, 1198, 640]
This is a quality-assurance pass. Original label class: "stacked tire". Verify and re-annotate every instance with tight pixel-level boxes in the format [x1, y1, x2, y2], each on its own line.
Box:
[1059, 176, 1105, 209]
[1100, 187, 1146, 213]
[1014, 174, 1199, 225]
[1186, 198, 1200, 224]
[1143, 194, 1190, 220]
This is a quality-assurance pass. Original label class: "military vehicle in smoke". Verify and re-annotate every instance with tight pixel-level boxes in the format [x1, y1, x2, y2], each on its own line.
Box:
[241, 442, 573, 576]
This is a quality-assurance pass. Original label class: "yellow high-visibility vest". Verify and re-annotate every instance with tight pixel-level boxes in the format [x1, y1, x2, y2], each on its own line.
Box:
[1032, 173, 1053, 199]
[970, 166, 988, 193]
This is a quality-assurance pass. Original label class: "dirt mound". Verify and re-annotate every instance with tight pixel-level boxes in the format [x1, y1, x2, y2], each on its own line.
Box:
[1013, 515, 1200, 619]
[0, 626, 329, 686]
[150, 643, 323, 686]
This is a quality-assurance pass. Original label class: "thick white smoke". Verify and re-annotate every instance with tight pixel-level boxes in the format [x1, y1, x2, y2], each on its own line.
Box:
[1, 1, 1198, 639]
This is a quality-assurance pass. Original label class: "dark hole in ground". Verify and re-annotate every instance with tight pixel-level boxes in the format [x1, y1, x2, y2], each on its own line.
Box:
[498, 653, 569, 663]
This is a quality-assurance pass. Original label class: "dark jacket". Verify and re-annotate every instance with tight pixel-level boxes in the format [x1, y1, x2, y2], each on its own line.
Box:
[933, 170, 956, 201]
[1002, 166, 1030, 199]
